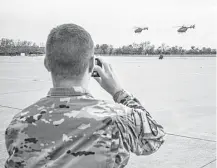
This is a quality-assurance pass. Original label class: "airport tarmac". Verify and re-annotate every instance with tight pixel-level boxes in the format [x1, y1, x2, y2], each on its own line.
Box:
[0, 56, 216, 168]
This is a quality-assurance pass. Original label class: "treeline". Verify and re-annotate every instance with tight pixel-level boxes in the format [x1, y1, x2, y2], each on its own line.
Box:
[0, 38, 216, 56]
[95, 42, 216, 55]
[0, 38, 45, 56]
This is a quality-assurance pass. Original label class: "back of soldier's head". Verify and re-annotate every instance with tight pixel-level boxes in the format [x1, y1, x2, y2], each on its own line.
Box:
[45, 24, 94, 77]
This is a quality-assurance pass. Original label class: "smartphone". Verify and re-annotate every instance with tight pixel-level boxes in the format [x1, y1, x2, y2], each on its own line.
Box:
[91, 58, 102, 77]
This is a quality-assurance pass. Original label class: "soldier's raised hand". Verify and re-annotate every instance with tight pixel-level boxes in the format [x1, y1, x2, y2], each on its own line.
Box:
[93, 58, 123, 96]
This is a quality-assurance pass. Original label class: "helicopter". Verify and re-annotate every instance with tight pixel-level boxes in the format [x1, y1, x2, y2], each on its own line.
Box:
[174, 25, 195, 33]
[134, 27, 148, 33]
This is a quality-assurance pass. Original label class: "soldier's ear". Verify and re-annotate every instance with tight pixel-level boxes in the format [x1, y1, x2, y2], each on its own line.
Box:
[88, 56, 94, 74]
[44, 57, 51, 72]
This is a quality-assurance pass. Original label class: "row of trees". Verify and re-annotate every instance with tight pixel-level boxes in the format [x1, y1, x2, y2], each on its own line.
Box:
[0, 38, 216, 56]
[0, 38, 45, 56]
[94, 42, 216, 55]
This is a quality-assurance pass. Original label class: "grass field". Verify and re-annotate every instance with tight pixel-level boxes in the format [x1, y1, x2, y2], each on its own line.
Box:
[0, 56, 216, 168]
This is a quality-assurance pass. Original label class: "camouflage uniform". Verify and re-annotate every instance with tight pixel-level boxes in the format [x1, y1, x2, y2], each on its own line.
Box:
[5, 87, 165, 168]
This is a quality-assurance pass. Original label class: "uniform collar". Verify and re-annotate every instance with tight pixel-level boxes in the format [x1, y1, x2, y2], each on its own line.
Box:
[47, 86, 92, 97]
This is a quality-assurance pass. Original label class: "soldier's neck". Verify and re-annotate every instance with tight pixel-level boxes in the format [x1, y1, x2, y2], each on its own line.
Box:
[51, 74, 89, 90]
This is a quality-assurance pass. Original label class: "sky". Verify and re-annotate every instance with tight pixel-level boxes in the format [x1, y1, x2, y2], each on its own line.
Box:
[0, 0, 216, 49]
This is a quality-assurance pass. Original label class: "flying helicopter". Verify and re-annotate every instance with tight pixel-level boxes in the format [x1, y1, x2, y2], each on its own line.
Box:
[134, 27, 148, 33]
[174, 25, 195, 33]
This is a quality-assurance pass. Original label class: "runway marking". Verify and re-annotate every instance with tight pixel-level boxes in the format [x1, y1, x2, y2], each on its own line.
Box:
[198, 159, 216, 168]
[0, 77, 51, 82]
[0, 105, 22, 110]
[166, 132, 216, 142]
[0, 89, 44, 95]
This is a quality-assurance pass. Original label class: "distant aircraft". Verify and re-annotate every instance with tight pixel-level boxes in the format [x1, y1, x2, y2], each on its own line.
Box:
[134, 27, 148, 33]
[173, 25, 195, 33]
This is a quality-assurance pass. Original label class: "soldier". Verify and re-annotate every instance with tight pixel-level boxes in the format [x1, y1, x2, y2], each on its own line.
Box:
[5, 24, 165, 168]
[159, 54, 164, 59]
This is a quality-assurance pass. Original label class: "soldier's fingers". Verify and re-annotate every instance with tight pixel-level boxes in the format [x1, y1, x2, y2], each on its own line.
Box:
[93, 66, 105, 78]
[93, 76, 101, 84]
[97, 57, 110, 73]
[109, 64, 113, 71]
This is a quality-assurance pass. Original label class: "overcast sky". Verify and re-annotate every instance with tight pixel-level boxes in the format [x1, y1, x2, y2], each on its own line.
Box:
[0, 0, 216, 48]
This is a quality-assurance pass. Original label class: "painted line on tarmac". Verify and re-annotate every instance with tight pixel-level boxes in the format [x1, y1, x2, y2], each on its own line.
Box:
[0, 105, 22, 110]
[0, 89, 44, 95]
[166, 132, 216, 143]
[198, 159, 216, 168]
[0, 77, 51, 82]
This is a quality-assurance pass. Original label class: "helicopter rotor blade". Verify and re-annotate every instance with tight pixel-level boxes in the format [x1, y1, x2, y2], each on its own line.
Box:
[133, 26, 140, 29]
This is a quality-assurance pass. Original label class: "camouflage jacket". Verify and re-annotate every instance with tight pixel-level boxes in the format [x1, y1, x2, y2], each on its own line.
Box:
[5, 87, 165, 168]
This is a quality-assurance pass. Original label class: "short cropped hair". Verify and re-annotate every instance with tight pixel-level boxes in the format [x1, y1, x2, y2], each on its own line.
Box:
[45, 24, 94, 77]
